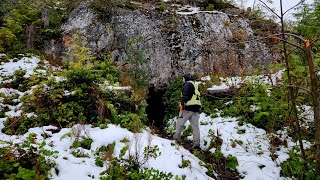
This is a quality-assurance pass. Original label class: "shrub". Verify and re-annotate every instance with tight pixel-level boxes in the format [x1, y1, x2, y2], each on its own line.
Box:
[90, 0, 121, 22]
[162, 77, 183, 123]
[124, 36, 148, 90]
[213, 81, 290, 132]
[93, 55, 120, 84]
[198, 0, 235, 11]
[179, 159, 191, 168]
[206, 4, 215, 11]
[100, 146, 177, 179]
[0, 0, 80, 56]
[281, 147, 319, 179]
[0, 133, 58, 179]
[0, 111, 4, 118]
[72, 138, 94, 150]
[156, 2, 167, 12]
[11, 70, 28, 91]
[3, 115, 39, 135]
[226, 155, 238, 171]
[3, 56, 147, 134]
[192, 146, 239, 178]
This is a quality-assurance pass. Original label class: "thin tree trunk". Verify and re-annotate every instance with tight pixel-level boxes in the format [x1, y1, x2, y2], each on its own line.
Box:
[26, 25, 37, 49]
[305, 45, 320, 176]
[42, 7, 49, 28]
[280, 0, 307, 179]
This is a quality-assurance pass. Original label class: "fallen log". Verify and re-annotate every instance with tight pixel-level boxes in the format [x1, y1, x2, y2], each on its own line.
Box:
[204, 88, 238, 100]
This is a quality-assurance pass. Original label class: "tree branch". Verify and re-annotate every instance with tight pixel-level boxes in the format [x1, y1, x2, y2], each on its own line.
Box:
[287, 85, 312, 94]
[257, 0, 281, 19]
[287, 46, 301, 55]
[284, 0, 306, 15]
[226, 33, 305, 51]
[312, 36, 320, 44]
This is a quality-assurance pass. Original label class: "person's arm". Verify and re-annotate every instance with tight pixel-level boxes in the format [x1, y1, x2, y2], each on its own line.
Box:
[181, 82, 194, 109]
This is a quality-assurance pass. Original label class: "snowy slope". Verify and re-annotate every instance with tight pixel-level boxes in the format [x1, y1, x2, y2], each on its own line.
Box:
[166, 113, 311, 180]
[0, 123, 211, 179]
[0, 55, 312, 179]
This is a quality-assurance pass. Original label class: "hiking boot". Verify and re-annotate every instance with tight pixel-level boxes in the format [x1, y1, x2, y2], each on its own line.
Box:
[173, 137, 181, 143]
[193, 146, 201, 151]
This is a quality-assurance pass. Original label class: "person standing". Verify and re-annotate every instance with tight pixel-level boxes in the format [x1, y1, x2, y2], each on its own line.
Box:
[173, 73, 201, 150]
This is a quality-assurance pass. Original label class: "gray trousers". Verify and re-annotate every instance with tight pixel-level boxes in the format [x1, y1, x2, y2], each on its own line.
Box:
[173, 110, 200, 147]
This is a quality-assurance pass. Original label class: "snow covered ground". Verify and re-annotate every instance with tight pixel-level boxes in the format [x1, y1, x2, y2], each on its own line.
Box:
[166, 113, 311, 180]
[202, 69, 284, 91]
[0, 55, 312, 179]
[0, 113, 309, 180]
[0, 56, 41, 81]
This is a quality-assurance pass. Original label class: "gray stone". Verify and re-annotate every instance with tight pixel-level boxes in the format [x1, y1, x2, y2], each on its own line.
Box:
[60, 3, 278, 89]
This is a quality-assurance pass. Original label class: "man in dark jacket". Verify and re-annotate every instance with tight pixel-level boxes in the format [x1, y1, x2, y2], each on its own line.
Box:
[173, 73, 201, 149]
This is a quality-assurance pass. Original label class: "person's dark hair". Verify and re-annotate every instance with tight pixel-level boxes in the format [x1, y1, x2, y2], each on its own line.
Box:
[183, 73, 195, 81]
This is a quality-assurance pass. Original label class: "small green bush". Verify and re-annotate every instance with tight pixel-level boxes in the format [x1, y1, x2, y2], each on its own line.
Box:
[281, 147, 319, 179]
[198, 0, 235, 11]
[5, 69, 46, 93]
[11, 70, 28, 91]
[192, 146, 239, 178]
[72, 138, 93, 150]
[203, 81, 290, 132]
[156, 2, 166, 12]
[0, 133, 58, 179]
[206, 4, 215, 11]
[226, 155, 238, 171]
[162, 77, 183, 123]
[100, 146, 177, 179]
[90, 0, 121, 22]
[0, 111, 5, 118]
[3, 56, 147, 134]
[3, 115, 38, 135]
[179, 159, 191, 168]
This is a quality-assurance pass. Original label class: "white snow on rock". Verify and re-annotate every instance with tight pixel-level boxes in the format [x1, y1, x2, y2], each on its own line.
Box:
[177, 6, 201, 15]
[176, 6, 225, 15]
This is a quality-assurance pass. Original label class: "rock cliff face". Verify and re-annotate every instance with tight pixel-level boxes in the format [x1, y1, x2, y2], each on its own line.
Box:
[59, 2, 278, 89]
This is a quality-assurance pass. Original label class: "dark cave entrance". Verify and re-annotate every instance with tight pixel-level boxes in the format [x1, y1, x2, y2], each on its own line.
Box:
[146, 85, 166, 132]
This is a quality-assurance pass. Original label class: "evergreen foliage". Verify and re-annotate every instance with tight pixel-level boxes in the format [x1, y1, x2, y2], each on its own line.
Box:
[198, 0, 235, 11]
[124, 35, 148, 90]
[278, 2, 320, 178]
[2, 35, 147, 134]
[295, 1, 320, 39]
[99, 145, 178, 179]
[221, 82, 290, 132]
[0, 133, 58, 179]
[1, 0, 320, 179]
[162, 77, 183, 124]
[281, 147, 318, 179]
[0, 0, 80, 56]
[2, 59, 147, 134]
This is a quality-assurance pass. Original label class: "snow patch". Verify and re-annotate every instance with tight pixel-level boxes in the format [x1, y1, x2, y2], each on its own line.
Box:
[208, 69, 285, 91]
[0, 124, 213, 180]
[0, 56, 40, 78]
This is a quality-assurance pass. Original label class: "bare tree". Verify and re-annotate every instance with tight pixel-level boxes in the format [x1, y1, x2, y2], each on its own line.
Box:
[258, 0, 308, 178]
